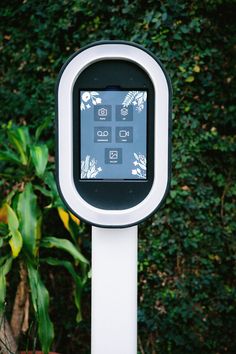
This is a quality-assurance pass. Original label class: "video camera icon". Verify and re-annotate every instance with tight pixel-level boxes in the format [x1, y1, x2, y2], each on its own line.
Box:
[116, 127, 133, 143]
[94, 105, 112, 121]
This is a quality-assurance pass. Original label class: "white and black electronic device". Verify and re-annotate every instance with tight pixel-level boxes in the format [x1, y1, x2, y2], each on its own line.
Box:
[56, 41, 171, 354]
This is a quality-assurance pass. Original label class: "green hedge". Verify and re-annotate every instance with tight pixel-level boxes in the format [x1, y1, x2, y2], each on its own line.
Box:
[1, 1, 236, 353]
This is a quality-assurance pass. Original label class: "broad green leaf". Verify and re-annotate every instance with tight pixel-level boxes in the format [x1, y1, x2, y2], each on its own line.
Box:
[17, 183, 41, 256]
[41, 236, 89, 264]
[0, 257, 13, 312]
[27, 263, 54, 354]
[42, 257, 85, 322]
[30, 144, 48, 177]
[0, 150, 21, 164]
[8, 126, 30, 165]
[6, 204, 23, 258]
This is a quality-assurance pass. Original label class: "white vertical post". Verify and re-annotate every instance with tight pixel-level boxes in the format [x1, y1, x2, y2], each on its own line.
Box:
[91, 226, 138, 354]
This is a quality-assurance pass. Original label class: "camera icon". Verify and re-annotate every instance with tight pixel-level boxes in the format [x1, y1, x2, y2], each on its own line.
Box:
[94, 105, 111, 121]
[98, 108, 108, 117]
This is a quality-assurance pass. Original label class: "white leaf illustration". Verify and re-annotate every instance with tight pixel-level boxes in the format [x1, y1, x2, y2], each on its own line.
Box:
[96, 97, 102, 104]
[81, 155, 102, 179]
[80, 102, 85, 110]
[80, 91, 102, 111]
[82, 92, 90, 102]
[122, 91, 146, 112]
[131, 153, 147, 179]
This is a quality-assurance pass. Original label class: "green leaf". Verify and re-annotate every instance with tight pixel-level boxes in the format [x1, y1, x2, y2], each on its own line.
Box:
[30, 144, 48, 177]
[41, 236, 89, 265]
[35, 116, 51, 141]
[42, 257, 85, 322]
[6, 204, 23, 258]
[0, 150, 22, 164]
[0, 257, 13, 312]
[8, 126, 30, 165]
[44, 171, 62, 207]
[27, 262, 54, 354]
[17, 183, 41, 256]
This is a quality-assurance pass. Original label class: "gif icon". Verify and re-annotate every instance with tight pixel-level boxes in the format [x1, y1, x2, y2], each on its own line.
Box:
[94, 105, 112, 121]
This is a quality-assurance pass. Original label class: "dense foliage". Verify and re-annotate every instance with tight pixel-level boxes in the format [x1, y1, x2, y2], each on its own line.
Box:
[0, 0, 236, 353]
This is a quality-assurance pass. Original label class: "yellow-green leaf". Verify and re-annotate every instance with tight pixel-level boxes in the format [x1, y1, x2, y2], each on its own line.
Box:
[193, 64, 201, 73]
[185, 75, 195, 83]
[30, 144, 48, 177]
[69, 211, 80, 225]
[6, 204, 19, 230]
[179, 66, 186, 73]
[58, 207, 70, 231]
[6, 204, 23, 258]
[9, 229, 23, 258]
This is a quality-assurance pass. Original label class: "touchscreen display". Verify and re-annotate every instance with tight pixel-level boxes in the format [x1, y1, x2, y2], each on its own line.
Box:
[80, 90, 147, 180]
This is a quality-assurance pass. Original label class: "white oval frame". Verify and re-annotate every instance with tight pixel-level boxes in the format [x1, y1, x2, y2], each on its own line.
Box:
[57, 42, 171, 227]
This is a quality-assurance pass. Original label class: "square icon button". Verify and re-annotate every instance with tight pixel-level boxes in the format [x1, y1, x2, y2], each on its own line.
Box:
[105, 148, 122, 164]
[116, 105, 133, 121]
[94, 105, 112, 121]
[116, 127, 133, 143]
[94, 127, 112, 143]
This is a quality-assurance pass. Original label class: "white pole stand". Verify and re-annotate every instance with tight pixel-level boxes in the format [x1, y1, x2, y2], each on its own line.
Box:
[91, 226, 138, 354]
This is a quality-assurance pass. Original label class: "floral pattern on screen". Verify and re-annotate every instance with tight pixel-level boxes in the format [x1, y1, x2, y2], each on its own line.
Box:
[81, 155, 102, 178]
[80, 91, 102, 111]
[132, 153, 146, 179]
[122, 91, 147, 112]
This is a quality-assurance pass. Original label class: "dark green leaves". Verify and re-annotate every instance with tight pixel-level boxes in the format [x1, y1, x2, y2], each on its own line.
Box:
[27, 263, 54, 354]
[41, 236, 89, 265]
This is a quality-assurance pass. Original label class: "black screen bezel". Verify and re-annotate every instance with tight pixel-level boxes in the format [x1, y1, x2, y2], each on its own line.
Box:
[73, 60, 155, 210]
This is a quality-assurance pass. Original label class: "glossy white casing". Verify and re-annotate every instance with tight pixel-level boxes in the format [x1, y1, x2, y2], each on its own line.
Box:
[57, 43, 170, 227]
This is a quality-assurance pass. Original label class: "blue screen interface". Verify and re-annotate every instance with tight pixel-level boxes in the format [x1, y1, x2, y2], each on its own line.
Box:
[80, 90, 147, 180]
